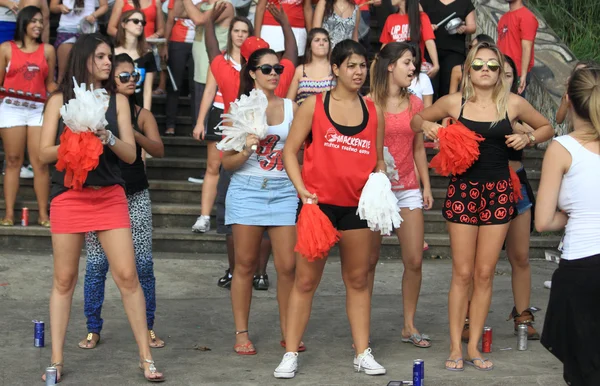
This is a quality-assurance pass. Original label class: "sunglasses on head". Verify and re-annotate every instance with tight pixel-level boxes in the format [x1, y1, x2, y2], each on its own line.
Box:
[252, 64, 284, 75]
[471, 59, 500, 72]
[127, 18, 147, 26]
[116, 71, 140, 83]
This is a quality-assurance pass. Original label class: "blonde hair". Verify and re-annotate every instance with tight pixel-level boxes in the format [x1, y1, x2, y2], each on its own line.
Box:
[568, 65, 600, 141]
[461, 42, 510, 125]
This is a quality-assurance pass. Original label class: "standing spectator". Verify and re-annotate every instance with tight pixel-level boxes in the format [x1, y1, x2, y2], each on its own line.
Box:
[107, 0, 165, 38]
[537, 66, 600, 386]
[161, 0, 195, 135]
[312, 0, 360, 49]
[448, 33, 494, 95]
[0, 6, 56, 227]
[496, 0, 538, 96]
[420, 0, 475, 98]
[51, 0, 108, 84]
[408, 45, 433, 107]
[380, 0, 439, 79]
[254, 0, 312, 56]
[0, 0, 50, 43]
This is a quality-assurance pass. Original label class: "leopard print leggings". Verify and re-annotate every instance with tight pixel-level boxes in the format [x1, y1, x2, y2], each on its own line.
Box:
[83, 189, 156, 333]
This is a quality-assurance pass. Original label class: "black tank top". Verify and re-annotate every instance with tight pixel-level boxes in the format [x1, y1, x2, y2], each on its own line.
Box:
[457, 100, 513, 180]
[50, 94, 125, 199]
[119, 101, 149, 195]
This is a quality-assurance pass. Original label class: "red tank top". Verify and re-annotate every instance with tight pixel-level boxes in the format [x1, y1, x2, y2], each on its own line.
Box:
[122, 0, 157, 38]
[3, 42, 48, 96]
[302, 92, 378, 207]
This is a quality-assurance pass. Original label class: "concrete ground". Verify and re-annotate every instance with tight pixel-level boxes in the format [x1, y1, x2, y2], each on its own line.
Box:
[0, 252, 565, 386]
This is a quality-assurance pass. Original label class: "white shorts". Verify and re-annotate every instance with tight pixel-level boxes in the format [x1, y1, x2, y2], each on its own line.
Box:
[260, 25, 307, 56]
[394, 189, 423, 211]
[0, 100, 44, 127]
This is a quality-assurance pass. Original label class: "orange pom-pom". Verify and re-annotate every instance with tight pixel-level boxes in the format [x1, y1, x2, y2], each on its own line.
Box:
[509, 166, 523, 201]
[429, 122, 485, 176]
[295, 200, 341, 262]
[55, 128, 104, 191]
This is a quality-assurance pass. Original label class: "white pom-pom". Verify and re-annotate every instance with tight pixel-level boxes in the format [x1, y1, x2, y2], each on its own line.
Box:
[383, 146, 399, 182]
[59, 79, 109, 133]
[357, 172, 403, 235]
[215, 89, 269, 152]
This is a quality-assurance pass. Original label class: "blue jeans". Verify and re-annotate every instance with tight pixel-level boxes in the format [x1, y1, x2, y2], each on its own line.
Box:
[83, 189, 156, 333]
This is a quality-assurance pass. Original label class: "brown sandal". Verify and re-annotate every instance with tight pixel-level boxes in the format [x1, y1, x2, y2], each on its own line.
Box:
[149, 330, 165, 348]
[507, 306, 540, 340]
[78, 333, 100, 349]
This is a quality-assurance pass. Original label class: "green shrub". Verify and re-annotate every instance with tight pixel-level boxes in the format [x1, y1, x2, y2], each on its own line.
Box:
[528, 0, 600, 62]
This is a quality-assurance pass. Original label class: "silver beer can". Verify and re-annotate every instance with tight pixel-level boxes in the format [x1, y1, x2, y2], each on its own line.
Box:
[517, 324, 528, 351]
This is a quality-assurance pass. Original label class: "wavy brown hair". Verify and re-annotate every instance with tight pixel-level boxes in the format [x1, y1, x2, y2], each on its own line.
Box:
[115, 9, 149, 57]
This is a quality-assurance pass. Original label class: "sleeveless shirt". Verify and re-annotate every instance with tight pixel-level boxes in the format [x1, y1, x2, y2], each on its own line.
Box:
[3, 42, 48, 96]
[119, 101, 149, 195]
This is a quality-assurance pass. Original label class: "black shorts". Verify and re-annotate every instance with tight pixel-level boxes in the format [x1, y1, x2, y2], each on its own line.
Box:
[296, 202, 368, 231]
[205, 106, 223, 142]
[443, 177, 517, 226]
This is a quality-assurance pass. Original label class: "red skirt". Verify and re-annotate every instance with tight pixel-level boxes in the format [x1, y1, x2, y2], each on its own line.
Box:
[50, 185, 131, 234]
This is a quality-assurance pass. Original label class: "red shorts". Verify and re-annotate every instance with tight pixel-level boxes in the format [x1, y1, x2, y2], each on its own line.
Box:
[442, 177, 517, 226]
[50, 185, 130, 234]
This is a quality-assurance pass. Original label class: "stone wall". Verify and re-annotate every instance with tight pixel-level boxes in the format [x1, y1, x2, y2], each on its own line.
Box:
[473, 0, 577, 141]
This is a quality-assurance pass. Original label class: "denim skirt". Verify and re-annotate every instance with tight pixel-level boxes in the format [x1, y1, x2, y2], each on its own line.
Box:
[225, 174, 299, 226]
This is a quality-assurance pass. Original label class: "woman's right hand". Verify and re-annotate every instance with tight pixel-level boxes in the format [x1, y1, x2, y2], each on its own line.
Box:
[192, 123, 205, 141]
[59, 4, 71, 13]
[298, 188, 317, 205]
[244, 134, 260, 152]
[422, 121, 442, 141]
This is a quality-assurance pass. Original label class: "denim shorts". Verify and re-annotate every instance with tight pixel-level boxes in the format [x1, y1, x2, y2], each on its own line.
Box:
[225, 174, 298, 226]
[515, 183, 533, 215]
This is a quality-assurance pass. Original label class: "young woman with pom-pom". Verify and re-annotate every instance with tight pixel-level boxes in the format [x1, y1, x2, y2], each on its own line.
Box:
[410, 41, 551, 371]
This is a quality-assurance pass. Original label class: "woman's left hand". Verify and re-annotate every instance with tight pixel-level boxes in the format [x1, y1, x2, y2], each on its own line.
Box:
[422, 187, 433, 210]
[427, 65, 440, 79]
[456, 24, 467, 34]
[375, 160, 386, 173]
[85, 14, 96, 24]
[505, 133, 529, 151]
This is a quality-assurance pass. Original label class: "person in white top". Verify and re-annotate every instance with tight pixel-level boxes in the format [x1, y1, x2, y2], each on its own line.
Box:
[221, 46, 301, 356]
[536, 65, 600, 386]
[408, 45, 433, 107]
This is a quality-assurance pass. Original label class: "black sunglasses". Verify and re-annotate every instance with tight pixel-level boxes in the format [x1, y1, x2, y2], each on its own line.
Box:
[471, 59, 500, 72]
[252, 64, 284, 75]
[116, 71, 141, 83]
[127, 18, 147, 26]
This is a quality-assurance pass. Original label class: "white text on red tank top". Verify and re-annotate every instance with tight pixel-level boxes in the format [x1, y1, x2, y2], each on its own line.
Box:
[323, 128, 371, 155]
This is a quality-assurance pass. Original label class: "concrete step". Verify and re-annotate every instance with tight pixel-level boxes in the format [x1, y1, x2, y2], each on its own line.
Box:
[151, 96, 193, 117]
[0, 225, 561, 259]
[145, 156, 207, 180]
[162, 136, 207, 159]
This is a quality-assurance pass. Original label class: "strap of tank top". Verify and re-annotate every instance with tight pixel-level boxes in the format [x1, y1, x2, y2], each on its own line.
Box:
[302, 64, 307, 78]
[458, 98, 466, 119]
[283, 98, 293, 123]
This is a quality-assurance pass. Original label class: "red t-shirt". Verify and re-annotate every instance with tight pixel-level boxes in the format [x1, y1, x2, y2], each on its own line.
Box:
[497, 6, 538, 77]
[263, 0, 305, 28]
[302, 93, 378, 207]
[122, 0, 157, 37]
[210, 55, 295, 113]
[380, 12, 435, 63]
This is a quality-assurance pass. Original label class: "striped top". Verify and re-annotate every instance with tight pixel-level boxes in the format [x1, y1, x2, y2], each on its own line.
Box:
[295, 65, 334, 105]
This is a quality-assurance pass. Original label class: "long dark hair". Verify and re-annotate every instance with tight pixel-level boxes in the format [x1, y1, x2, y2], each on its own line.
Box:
[113, 53, 139, 120]
[226, 16, 253, 60]
[402, 0, 421, 46]
[59, 34, 115, 101]
[303, 28, 331, 65]
[238, 47, 277, 97]
[324, 0, 355, 19]
[14, 6, 43, 48]
[116, 10, 149, 56]
[331, 39, 366, 69]
[370, 42, 415, 106]
[504, 54, 519, 93]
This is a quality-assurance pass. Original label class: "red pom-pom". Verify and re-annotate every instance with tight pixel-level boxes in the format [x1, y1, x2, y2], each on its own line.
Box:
[509, 166, 523, 201]
[295, 201, 341, 262]
[55, 128, 104, 191]
[429, 122, 485, 176]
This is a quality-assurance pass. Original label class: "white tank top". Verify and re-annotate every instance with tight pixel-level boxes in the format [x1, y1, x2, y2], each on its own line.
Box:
[236, 98, 293, 179]
[0, 0, 18, 23]
[58, 0, 96, 33]
[555, 135, 600, 260]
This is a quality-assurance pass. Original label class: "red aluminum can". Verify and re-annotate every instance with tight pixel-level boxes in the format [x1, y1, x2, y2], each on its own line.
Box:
[482, 326, 492, 353]
[21, 208, 29, 227]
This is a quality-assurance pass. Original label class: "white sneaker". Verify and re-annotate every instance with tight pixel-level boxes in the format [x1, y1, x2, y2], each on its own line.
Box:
[20, 166, 34, 179]
[274, 352, 298, 379]
[354, 348, 386, 375]
[192, 215, 210, 233]
[544, 280, 552, 289]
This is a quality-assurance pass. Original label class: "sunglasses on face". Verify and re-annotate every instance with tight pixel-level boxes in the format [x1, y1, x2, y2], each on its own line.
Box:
[252, 64, 284, 75]
[116, 71, 140, 83]
[471, 59, 501, 72]
[127, 18, 147, 26]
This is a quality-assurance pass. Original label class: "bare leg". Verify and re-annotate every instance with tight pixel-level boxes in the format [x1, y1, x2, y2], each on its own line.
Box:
[0, 126, 26, 222]
[230, 224, 263, 349]
[26, 126, 50, 223]
[200, 142, 220, 217]
[505, 210, 532, 314]
[256, 236, 271, 275]
[267, 226, 296, 340]
[226, 234, 235, 271]
[367, 231, 383, 299]
[56, 43, 73, 84]
[97, 228, 162, 380]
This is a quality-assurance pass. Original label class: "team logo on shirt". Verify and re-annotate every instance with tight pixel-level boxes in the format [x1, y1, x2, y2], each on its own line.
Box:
[390, 24, 410, 42]
[498, 24, 508, 41]
[15, 62, 40, 81]
[256, 134, 284, 171]
[323, 128, 371, 154]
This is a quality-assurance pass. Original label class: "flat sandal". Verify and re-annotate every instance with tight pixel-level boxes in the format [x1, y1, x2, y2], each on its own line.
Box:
[140, 359, 165, 382]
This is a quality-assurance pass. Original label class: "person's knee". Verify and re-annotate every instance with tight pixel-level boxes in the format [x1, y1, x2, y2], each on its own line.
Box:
[234, 256, 257, 277]
[206, 158, 221, 175]
[453, 266, 473, 286]
[342, 269, 369, 291]
[54, 271, 78, 295]
[403, 254, 423, 273]
[112, 266, 140, 292]
[294, 273, 320, 294]
[474, 266, 494, 287]
[5, 153, 24, 169]
[368, 250, 379, 273]
[509, 250, 530, 270]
